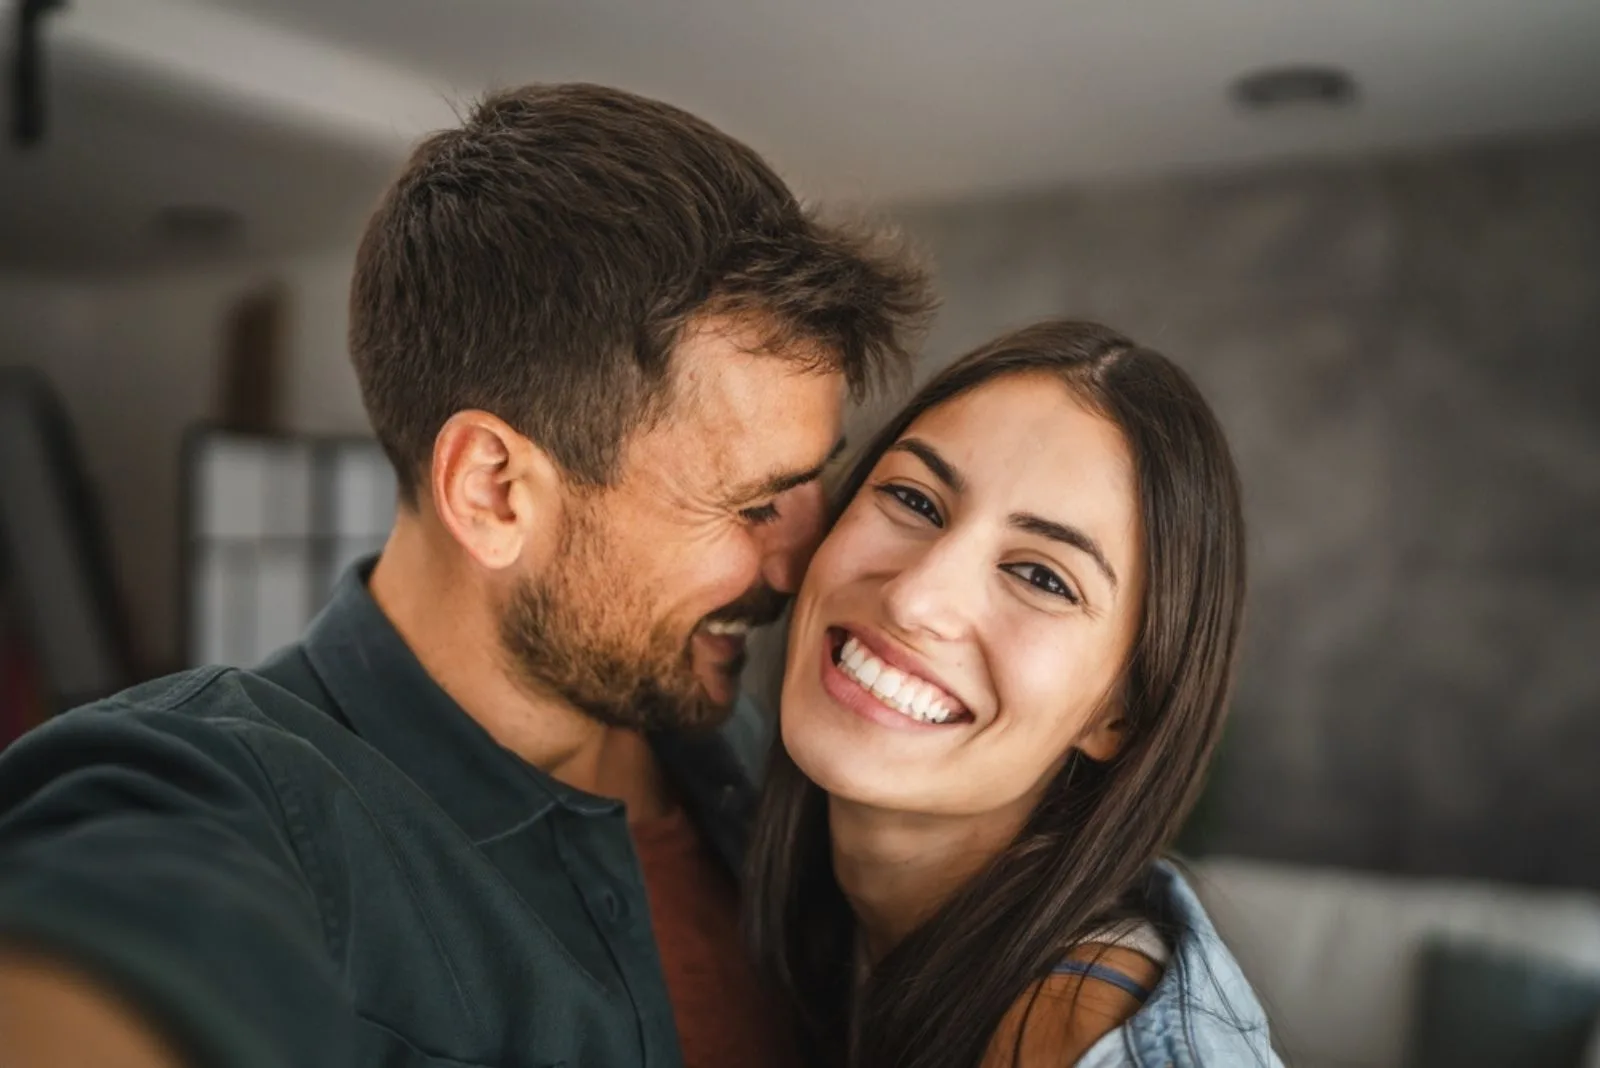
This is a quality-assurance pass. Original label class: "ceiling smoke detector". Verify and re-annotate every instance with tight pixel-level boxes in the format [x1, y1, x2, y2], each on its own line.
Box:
[1231, 66, 1358, 111]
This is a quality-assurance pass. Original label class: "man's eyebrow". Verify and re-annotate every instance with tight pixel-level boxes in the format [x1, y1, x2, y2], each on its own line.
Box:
[890, 437, 1118, 592]
[727, 437, 848, 504]
[1011, 513, 1119, 592]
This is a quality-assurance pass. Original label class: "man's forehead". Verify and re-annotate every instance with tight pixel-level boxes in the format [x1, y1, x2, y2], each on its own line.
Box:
[670, 317, 839, 408]
[626, 324, 846, 496]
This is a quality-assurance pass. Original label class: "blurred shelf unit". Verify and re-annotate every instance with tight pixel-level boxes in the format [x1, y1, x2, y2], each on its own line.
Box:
[183, 429, 395, 669]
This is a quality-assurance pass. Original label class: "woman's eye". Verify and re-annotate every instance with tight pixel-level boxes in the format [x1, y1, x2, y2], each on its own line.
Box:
[874, 484, 944, 528]
[1002, 562, 1081, 605]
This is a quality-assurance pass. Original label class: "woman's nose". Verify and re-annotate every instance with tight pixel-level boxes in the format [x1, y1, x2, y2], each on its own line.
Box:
[879, 534, 981, 642]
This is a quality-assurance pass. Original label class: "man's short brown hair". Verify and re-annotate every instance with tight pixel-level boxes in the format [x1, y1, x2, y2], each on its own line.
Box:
[349, 83, 934, 502]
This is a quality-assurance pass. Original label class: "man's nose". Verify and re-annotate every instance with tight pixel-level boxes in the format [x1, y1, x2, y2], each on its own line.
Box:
[759, 482, 828, 594]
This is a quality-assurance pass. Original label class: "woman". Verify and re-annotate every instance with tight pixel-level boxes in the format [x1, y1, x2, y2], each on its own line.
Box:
[745, 320, 1278, 1066]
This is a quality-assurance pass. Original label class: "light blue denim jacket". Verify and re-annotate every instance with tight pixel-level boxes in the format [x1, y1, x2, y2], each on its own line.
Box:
[1077, 861, 1281, 1067]
[723, 698, 1280, 1067]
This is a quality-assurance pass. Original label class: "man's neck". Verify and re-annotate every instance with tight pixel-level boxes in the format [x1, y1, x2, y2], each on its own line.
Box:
[367, 524, 674, 821]
[828, 797, 1030, 964]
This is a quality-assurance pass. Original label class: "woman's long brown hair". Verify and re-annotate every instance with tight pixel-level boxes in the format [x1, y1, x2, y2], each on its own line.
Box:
[743, 320, 1249, 1068]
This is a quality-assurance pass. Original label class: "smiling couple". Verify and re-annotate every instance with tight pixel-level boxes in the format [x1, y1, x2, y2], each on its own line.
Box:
[0, 85, 1279, 1068]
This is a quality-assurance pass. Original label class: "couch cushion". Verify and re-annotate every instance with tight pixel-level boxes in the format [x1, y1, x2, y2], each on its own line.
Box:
[1583, 1016, 1600, 1068]
[1408, 938, 1600, 1068]
[1189, 857, 1600, 1068]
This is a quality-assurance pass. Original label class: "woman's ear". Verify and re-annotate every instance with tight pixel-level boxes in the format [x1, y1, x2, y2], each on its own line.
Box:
[429, 410, 565, 573]
[1075, 700, 1127, 764]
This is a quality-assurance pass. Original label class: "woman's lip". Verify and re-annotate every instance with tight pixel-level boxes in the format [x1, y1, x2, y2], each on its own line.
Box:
[829, 624, 969, 717]
[819, 636, 956, 731]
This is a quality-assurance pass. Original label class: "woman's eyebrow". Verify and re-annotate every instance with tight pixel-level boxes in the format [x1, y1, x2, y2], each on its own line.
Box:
[890, 437, 963, 492]
[1010, 513, 1119, 592]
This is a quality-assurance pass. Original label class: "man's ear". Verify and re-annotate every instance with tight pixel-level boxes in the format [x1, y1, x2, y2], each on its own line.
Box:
[1075, 698, 1128, 764]
[429, 411, 564, 572]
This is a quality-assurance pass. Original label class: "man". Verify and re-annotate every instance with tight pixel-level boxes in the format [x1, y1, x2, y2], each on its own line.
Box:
[0, 83, 931, 1067]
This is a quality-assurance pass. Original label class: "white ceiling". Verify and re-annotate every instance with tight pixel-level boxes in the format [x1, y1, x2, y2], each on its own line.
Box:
[0, 47, 400, 273]
[3, 0, 1600, 273]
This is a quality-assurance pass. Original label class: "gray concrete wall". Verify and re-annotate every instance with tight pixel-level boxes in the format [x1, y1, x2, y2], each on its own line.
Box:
[883, 130, 1600, 887]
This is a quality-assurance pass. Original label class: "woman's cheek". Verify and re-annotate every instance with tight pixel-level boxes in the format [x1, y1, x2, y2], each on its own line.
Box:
[807, 503, 880, 586]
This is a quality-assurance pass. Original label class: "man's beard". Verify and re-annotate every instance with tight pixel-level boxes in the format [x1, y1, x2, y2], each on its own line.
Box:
[497, 510, 787, 733]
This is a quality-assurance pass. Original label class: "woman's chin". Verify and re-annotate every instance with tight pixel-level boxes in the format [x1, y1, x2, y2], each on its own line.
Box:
[782, 706, 867, 795]
[781, 707, 916, 810]
[781, 643, 959, 811]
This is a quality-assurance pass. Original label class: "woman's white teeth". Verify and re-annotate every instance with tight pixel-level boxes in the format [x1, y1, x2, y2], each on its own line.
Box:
[836, 636, 958, 724]
[703, 619, 750, 637]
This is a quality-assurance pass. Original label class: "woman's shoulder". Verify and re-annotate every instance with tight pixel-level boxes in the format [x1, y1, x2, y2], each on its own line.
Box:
[983, 861, 1282, 1067]
[980, 906, 1170, 1066]
[1076, 860, 1282, 1067]
[981, 942, 1161, 1068]
[1140, 859, 1268, 1016]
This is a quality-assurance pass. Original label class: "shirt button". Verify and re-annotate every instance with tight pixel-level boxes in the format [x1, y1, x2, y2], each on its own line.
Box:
[601, 890, 621, 920]
[717, 784, 741, 813]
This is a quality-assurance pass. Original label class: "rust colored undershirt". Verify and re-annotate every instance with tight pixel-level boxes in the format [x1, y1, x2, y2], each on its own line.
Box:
[631, 807, 801, 1068]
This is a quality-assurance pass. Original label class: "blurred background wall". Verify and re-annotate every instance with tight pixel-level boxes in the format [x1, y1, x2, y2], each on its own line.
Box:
[893, 131, 1600, 886]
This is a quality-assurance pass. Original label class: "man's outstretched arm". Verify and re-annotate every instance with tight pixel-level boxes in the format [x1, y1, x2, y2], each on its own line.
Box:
[0, 696, 354, 1067]
[1, 951, 183, 1067]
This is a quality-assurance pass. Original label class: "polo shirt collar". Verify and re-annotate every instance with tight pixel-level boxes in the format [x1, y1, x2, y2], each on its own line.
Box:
[299, 559, 612, 842]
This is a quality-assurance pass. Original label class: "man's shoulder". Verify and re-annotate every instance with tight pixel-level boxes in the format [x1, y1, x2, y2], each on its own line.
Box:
[95, 664, 258, 715]
[31, 657, 343, 774]
[91, 658, 326, 728]
[0, 661, 361, 862]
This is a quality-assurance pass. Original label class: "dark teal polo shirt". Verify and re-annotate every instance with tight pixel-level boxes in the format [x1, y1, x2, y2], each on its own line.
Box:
[0, 563, 760, 1067]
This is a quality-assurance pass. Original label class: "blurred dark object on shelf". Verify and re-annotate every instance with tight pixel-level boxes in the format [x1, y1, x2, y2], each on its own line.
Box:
[217, 280, 286, 433]
[9, 0, 67, 149]
[0, 366, 134, 736]
[0, 577, 48, 746]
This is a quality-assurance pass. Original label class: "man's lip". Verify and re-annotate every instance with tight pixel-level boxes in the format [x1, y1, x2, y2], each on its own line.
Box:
[694, 629, 747, 653]
[692, 631, 747, 680]
[699, 611, 783, 635]
[828, 624, 971, 717]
